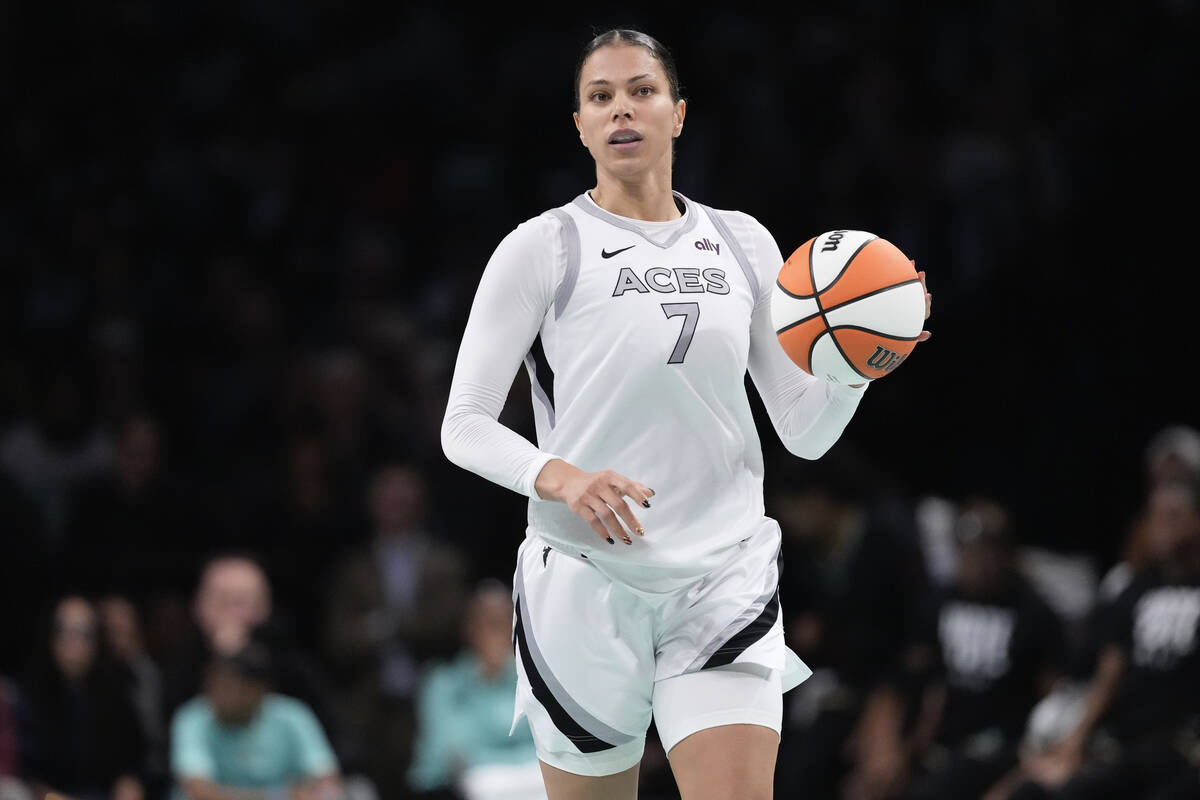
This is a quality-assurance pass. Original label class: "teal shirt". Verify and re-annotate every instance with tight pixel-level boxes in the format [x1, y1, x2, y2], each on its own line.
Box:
[407, 653, 538, 791]
[170, 693, 338, 798]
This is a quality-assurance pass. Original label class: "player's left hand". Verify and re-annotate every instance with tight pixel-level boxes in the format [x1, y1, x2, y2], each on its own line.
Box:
[915, 265, 931, 342]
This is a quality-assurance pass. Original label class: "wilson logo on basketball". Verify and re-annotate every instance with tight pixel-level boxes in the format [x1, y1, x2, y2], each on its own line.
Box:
[866, 345, 907, 373]
[820, 230, 848, 252]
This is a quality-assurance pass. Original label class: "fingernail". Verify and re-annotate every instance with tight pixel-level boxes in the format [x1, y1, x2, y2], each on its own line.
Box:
[624, 538, 633, 545]
[606, 537, 615, 544]
[635, 527, 645, 536]
[642, 500, 651, 508]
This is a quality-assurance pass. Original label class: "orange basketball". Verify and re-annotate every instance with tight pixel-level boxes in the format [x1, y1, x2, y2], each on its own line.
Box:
[771, 230, 924, 384]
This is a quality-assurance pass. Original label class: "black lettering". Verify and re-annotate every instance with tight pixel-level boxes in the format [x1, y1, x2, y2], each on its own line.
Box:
[820, 230, 847, 253]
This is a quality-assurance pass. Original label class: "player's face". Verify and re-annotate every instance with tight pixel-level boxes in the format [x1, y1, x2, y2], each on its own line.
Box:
[574, 44, 685, 181]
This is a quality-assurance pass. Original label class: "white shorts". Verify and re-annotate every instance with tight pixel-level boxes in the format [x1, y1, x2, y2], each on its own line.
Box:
[510, 521, 812, 776]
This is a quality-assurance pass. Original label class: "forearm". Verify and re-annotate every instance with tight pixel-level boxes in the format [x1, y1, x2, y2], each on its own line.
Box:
[760, 372, 868, 458]
[441, 389, 558, 498]
[1061, 647, 1124, 749]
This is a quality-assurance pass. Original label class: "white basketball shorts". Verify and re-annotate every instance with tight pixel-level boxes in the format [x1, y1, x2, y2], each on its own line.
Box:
[509, 519, 812, 776]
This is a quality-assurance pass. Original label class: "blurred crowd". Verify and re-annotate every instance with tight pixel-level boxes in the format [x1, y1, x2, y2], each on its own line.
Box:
[2, 2, 1198, 799]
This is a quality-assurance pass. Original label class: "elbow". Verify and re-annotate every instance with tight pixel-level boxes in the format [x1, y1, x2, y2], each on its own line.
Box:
[783, 439, 833, 460]
[440, 409, 467, 469]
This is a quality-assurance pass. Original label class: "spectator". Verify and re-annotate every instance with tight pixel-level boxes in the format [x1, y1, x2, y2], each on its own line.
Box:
[63, 413, 205, 598]
[97, 595, 167, 797]
[15, 595, 147, 800]
[0, 674, 29, 800]
[240, 432, 362, 654]
[320, 463, 469, 799]
[169, 642, 345, 800]
[0, 359, 113, 553]
[842, 497, 1066, 800]
[0, 470, 51, 678]
[159, 553, 342, 767]
[1098, 424, 1200, 604]
[407, 580, 541, 800]
[1004, 477, 1200, 799]
[768, 453, 928, 798]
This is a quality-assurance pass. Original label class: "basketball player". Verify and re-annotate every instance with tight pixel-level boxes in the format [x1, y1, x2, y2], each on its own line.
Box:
[441, 29, 931, 800]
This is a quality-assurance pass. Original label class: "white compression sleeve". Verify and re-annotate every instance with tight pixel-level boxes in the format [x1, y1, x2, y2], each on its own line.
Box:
[441, 216, 563, 499]
[735, 213, 868, 459]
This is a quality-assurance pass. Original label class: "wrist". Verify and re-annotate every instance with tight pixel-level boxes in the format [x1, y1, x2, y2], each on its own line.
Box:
[534, 458, 574, 501]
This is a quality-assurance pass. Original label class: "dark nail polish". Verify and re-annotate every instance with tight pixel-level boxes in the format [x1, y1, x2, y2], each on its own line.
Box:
[642, 500, 651, 508]
[606, 537, 614, 544]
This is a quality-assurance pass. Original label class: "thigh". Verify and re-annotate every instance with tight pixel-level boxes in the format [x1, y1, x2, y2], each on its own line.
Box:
[652, 665, 782, 800]
[656, 521, 790, 683]
[652, 665, 782, 756]
[513, 536, 657, 778]
[666, 723, 779, 800]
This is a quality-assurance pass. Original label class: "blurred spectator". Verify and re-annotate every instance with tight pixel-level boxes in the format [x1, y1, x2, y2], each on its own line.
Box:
[0, 674, 26, 797]
[321, 463, 469, 800]
[1099, 424, 1200, 604]
[159, 554, 342, 768]
[1144, 425, 1200, 488]
[97, 595, 166, 797]
[169, 642, 347, 800]
[1067, 424, 1200, 688]
[842, 497, 1066, 800]
[1003, 477, 1200, 799]
[406, 580, 541, 800]
[63, 413, 205, 598]
[0, 470, 52, 677]
[0, 359, 114, 552]
[15, 595, 147, 800]
[240, 432, 363, 653]
[769, 453, 928, 798]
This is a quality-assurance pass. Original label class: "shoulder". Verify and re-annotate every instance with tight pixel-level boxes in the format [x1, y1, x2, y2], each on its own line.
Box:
[262, 693, 320, 724]
[171, 696, 212, 728]
[495, 209, 573, 254]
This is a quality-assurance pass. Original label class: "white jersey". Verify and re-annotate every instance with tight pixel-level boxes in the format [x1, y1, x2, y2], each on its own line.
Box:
[442, 191, 867, 587]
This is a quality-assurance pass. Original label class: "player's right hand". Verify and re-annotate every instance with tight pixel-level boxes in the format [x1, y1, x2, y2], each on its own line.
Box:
[534, 459, 654, 545]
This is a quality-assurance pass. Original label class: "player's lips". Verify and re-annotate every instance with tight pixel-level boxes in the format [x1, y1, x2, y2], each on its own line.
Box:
[608, 129, 643, 151]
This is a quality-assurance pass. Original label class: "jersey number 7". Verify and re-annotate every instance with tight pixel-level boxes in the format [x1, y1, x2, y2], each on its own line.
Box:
[662, 302, 699, 364]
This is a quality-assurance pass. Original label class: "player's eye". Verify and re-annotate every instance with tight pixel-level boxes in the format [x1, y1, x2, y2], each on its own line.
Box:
[590, 91, 609, 103]
[635, 85, 654, 96]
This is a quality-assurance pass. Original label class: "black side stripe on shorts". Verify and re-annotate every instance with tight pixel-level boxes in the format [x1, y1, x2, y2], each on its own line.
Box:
[513, 597, 616, 753]
[701, 589, 781, 670]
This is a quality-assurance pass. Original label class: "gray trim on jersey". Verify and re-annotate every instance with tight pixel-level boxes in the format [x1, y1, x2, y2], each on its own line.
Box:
[683, 580, 779, 673]
[571, 192, 699, 249]
[514, 558, 638, 746]
[696, 202, 761, 306]
[523, 352, 556, 428]
[546, 209, 581, 321]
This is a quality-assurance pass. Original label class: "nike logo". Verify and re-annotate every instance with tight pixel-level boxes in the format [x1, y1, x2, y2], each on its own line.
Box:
[601, 245, 636, 259]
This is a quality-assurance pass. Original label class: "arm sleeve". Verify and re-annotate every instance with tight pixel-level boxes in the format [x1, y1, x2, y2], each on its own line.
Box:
[440, 216, 563, 499]
[735, 212, 868, 459]
[169, 703, 217, 782]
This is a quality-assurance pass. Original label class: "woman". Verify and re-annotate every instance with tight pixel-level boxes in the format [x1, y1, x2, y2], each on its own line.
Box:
[441, 28, 931, 800]
[16, 595, 147, 800]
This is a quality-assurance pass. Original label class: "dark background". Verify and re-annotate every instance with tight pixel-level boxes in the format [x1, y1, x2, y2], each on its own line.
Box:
[2, 0, 1196, 661]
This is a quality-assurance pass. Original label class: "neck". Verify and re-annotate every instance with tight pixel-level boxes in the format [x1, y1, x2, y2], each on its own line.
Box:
[591, 165, 679, 221]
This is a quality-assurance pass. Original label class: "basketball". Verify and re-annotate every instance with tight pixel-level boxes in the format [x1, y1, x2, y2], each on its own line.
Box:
[771, 230, 925, 384]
